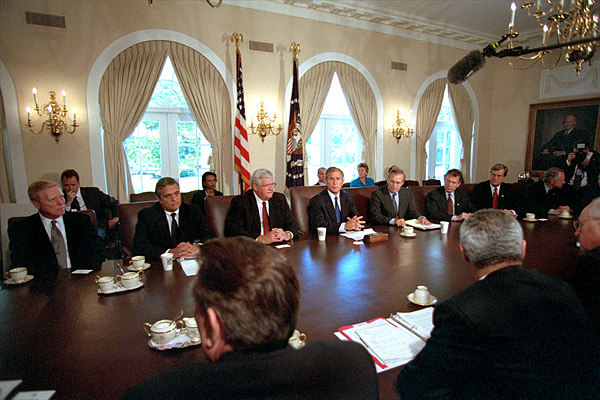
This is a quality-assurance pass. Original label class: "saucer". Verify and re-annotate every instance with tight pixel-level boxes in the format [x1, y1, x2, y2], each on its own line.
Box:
[407, 292, 437, 306]
[558, 214, 573, 219]
[128, 263, 151, 272]
[400, 232, 417, 238]
[3, 275, 34, 285]
[289, 340, 306, 349]
[523, 218, 537, 222]
[148, 332, 201, 350]
[97, 281, 144, 295]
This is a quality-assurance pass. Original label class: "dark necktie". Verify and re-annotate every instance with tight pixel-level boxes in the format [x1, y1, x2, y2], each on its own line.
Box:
[51, 220, 68, 269]
[171, 213, 180, 247]
[334, 196, 342, 223]
[71, 197, 80, 211]
[492, 187, 499, 209]
[262, 201, 270, 234]
[447, 194, 454, 215]
[392, 192, 399, 218]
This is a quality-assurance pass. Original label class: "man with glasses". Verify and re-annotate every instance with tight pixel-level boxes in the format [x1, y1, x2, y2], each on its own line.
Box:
[368, 167, 431, 227]
[523, 167, 574, 217]
[425, 169, 473, 221]
[225, 169, 298, 244]
[573, 198, 600, 331]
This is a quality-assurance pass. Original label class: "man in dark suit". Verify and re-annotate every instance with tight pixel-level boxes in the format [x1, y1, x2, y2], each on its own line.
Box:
[122, 237, 378, 399]
[396, 209, 598, 399]
[563, 141, 600, 190]
[224, 169, 298, 244]
[368, 167, 431, 227]
[8, 180, 104, 281]
[61, 169, 120, 241]
[132, 177, 214, 261]
[573, 198, 600, 333]
[425, 168, 473, 221]
[523, 167, 574, 217]
[309, 166, 365, 234]
[314, 167, 326, 186]
[539, 114, 588, 169]
[471, 163, 521, 216]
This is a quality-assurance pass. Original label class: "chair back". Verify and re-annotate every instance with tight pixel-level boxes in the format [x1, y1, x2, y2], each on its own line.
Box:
[345, 187, 377, 219]
[290, 186, 325, 235]
[460, 183, 475, 196]
[129, 192, 157, 203]
[422, 179, 441, 186]
[404, 180, 419, 187]
[205, 195, 235, 238]
[118, 201, 155, 256]
[375, 180, 386, 187]
[181, 190, 199, 204]
[409, 186, 437, 216]
[78, 209, 98, 232]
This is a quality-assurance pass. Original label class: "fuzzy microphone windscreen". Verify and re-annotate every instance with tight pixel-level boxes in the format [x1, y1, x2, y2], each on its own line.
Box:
[447, 50, 486, 84]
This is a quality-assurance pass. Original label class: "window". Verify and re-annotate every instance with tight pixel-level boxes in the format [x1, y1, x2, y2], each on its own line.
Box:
[425, 86, 463, 182]
[124, 57, 212, 193]
[306, 73, 362, 184]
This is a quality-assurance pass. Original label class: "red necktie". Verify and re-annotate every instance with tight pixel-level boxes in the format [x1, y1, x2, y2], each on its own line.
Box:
[447, 194, 453, 215]
[492, 187, 499, 209]
[262, 201, 270, 234]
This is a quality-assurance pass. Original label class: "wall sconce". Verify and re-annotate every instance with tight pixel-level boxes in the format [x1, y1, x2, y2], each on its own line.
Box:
[249, 101, 282, 142]
[25, 87, 78, 142]
[391, 109, 414, 142]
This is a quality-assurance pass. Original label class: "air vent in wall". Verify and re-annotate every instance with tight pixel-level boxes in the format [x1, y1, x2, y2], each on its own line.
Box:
[25, 11, 66, 28]
[249, 41, 274, 53]
[391, 61, 408, 71]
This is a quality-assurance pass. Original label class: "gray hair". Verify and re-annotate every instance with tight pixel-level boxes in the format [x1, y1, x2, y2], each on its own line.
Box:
[460, 209, 523, 268]
[28, 180, 61, 202]
[490, 163, 508, 176]
[387, 167, 405, 179]
[250, 169, 274, 187]
[542, 167, 564, 183]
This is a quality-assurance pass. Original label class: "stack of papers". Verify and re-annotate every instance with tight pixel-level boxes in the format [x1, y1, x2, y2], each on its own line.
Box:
[405, 219, 441, 230]
[340, 228, 376, 241]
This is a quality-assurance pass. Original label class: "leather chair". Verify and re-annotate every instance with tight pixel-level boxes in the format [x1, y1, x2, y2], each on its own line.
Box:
[461, 183, 476, 196]
[130, 192, 157, 203]
[181, 190, 199, 204]
[404, 180, 419, 187]
[118, 201, 155, 257]
[290, 186, 325, 235]
[409, 186, 437, 216]
[345, 187, 377, 219]
[422, 179, 441, 186]
[205, 195, 234, 238]
[375, 180, 386, 187]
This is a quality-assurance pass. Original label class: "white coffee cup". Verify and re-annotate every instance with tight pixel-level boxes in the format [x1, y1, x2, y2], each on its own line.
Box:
[413, 285, 431, 303]
[183, 317, 200, 342]
[95, 275, 115, 292]
[161, 253, 174, 271]
[560, 210, 570, 217]
[317, 227, 327, 241]
[130, 256, 145, 269]
[144, 319, 182, 345]
[525, 213, 535, 220]
[116, 271, 141, 288]
[403, 226, 414, 235]
[440, 221, 449, 234]
[288, 329, 306, 348]
[7, 267, 27, 282]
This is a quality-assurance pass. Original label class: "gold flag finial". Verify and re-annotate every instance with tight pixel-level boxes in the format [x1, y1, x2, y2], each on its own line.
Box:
[232, 32, 244, 48]
[290, 42, 301, 59]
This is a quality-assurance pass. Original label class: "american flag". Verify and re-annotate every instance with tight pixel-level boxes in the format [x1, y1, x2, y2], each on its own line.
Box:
[233, 47, 251, 193]
[286, 57, 304, 188]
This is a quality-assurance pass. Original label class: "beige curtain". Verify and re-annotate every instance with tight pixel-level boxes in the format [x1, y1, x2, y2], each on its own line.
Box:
[0, 89, 14, 203]
[448, 83, 474, 180]
[335, 62, 376, 174]
[415, 78, 446, 181]
[99, 41, 169, 201]
[168, 43, 230, 192]
[298, 62, 336, 182]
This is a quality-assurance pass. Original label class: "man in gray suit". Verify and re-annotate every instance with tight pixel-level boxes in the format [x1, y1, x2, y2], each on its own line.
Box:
[368, 167, 431, 227]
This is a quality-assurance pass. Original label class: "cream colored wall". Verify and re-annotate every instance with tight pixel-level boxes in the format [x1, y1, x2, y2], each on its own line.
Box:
[1, 0, 585, 199]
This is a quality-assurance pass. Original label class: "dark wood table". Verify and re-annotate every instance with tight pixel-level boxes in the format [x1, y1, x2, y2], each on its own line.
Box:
[0, 217, 580, 399]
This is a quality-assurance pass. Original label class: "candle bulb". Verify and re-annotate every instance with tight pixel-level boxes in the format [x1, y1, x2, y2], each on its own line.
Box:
[73, 108, 77, 122]
[61, 89, 66, 106]
[542, 24, 549, 45]
[510, 2, 517, 29]
[32, 87, 38, 106]
[25, 106, 31, 121]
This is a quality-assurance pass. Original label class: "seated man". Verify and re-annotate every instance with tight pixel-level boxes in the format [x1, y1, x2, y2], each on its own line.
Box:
[396, 209, 598, 399]
[61, 169, 120, 240]
[132, 177, 214, 261]
[539, 114, 587, 169]
[471, 163, 520, 216]
[368, 167, 431, 227]
[309, 166, 365, 234]
[314, 167, 326, 186]
[573, 198, 600, 333]
[191, 171, 223, 216]
[8, 180, 104, 281]
[523, 167, 574, 217]
[425, 169, 473, 221]
[122, 237, 378, 399]
[224, 169, 298, 244]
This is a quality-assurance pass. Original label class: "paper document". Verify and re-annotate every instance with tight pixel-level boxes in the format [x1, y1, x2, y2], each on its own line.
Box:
[405, 219, 441, 230]
[341, 228, 375, 241]
[178, 258, 200, 276]
[391, 307, 434, 341]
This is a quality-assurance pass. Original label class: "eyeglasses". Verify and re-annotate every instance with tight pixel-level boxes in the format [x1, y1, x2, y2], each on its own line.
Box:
[573, 218, 600, 231]
[260, 183, 276, 188]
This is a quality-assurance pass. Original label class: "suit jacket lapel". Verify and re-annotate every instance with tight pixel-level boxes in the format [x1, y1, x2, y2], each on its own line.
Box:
[383, 190, 397, 217]
[323, 191, 337, 222]
[249, 191, 261, 232]
[156, 204, 171, 244]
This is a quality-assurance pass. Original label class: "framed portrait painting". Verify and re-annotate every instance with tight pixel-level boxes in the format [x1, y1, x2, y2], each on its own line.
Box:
[525, 98, 600, 175]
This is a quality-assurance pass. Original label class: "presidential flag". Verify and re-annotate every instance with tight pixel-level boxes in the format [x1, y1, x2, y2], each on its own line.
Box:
[234, 47, 251, 193]
[285, 57, 304, 188]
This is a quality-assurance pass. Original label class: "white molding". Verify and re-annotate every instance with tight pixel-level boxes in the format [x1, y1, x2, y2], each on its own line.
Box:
[0, 59, 29, 203]
[86, 29, 235, 192]
[539, 61, 600, 99]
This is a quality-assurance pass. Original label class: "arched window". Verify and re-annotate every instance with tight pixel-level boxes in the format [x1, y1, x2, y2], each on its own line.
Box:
[305, 73, 362, 184]
[124, 57, 211, 193]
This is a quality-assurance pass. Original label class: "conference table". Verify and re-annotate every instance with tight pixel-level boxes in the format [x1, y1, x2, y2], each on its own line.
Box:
[0, 216, 580, 399]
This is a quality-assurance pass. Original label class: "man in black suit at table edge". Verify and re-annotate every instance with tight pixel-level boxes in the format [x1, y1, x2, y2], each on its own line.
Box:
[471, 163, 521, 216]
[396, 209, 598, 399]
[122, 237, 378, 400]
[309, 166, 365, 234]
[425, 168, 473, 222]
[132, 177, 214, 262]
[8, 180, 104, 281]
[224, 168, 298, 244]
[523, 167, 574, 217]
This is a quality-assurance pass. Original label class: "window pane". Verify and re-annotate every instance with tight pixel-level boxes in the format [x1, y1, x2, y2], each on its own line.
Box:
[177, 121, 197, 144]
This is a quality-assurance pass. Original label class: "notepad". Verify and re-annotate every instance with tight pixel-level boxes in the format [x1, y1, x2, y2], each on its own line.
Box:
[405, 219, 441, 230]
